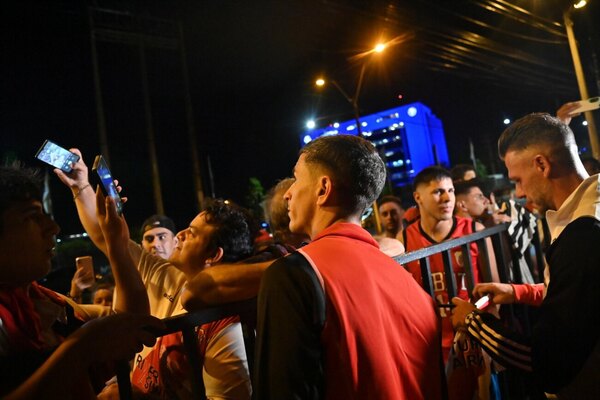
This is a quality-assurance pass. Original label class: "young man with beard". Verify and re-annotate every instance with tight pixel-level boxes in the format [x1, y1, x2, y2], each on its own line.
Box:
[453, 113, 600, 398]
[254, 135, 442, 399]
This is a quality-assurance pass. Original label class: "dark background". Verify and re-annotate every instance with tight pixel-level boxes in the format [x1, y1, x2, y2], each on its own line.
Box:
[2, 0, 598, 235]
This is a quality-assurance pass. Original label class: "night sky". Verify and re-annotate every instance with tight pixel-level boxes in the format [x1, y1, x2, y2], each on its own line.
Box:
[2, 0, 598, 235]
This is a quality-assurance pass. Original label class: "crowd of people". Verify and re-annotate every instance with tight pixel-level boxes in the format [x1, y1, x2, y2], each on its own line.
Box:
[1, 103, 599, 400]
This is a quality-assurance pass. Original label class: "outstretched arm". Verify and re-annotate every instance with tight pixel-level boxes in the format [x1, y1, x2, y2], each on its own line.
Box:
[182, 260, 272, 310]
[55, 149, 141, 264]
[96, 189, 149, 314]
[556, 101, 580, 125]
[55, 149, 106, 253]
[4, 313, 162, 400]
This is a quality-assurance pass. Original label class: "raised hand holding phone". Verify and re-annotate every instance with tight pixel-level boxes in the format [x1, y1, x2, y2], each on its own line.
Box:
[35, 140, 80, 173]
[572, 96, 600, 114]
[92, 155, 123, 215]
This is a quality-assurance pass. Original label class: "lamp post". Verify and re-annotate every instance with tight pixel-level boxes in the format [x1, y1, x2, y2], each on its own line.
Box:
[563, 1, 600, 158]
[315, 42, 387, 135]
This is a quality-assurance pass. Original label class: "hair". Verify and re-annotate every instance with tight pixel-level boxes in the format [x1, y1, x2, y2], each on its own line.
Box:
[300, 134, 386, 215]
[203, 199, 254, 263]
[454, 178, 483, 197]
[0, 163, 43, 233]
[412, 166, 452, 191]
[450, 164, 475, 183]
[378, 195, 403, 210]
[498, 113, 577, 168]
[264, 178, 294, 239]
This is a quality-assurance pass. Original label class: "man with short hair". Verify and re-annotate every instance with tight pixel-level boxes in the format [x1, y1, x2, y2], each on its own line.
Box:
[140, 214, 178, 260]
[55, 151, 253, 399]
[402, 166, 498, 399]
[378, 195, 405, 239]
[453, 113, 600, 398]
[255, 135, 442, 399]
[454, 179, 489, 221]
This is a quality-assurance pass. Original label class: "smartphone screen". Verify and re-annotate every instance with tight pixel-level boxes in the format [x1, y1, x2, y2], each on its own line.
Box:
[92, 155, 124, 215]
[34, 140, 80, 173]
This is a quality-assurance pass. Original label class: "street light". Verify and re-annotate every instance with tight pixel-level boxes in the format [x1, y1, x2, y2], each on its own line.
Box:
[563, 0, 599, 158]
[315, 41, 392, 134]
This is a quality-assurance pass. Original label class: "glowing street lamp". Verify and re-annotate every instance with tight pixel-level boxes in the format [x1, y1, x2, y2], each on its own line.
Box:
[563, 0, 599, 158]
[315, 41, 392, 134]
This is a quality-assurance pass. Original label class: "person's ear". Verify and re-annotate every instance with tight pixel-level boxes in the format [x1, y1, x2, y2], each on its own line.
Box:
[456, 199, 467, 212]
[533, 154, 551, 178]
[316, 175, 332, 206]
[413, 191, 421, 205]
[205, 247, 224, 267]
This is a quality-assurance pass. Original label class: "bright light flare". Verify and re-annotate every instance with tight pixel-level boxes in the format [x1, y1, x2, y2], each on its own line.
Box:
[349, 33, 412, 62]
[315, 78, 325, 86]
[306, 120, 316, 129]
[573, 1, 587, 9]
[503, 118, 511, 125]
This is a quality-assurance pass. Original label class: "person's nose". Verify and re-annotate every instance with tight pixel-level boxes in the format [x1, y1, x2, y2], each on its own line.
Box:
[44, 215, 60, 237]
[176, 230, 186, 243]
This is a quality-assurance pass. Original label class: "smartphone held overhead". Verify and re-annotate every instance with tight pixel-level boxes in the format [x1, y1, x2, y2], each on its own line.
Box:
[92, 155, 124, 215]
[35, 140, 79, 173]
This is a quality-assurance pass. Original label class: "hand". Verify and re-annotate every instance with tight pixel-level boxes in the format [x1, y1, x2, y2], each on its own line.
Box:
[96, 187, 130, 253]
[67, 313, 164, 365]
[556, 101, 581, 125]
[54, 148, 89, 191]
[97, 382, 120, 400]
[451, 297, 475, 329]
[473, 282, 515, 305]
[491, 211, 512, 225]
[71, 266, 95, 292]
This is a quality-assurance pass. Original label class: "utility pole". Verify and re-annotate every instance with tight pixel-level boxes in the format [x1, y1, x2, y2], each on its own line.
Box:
[564, 9, 600, 158]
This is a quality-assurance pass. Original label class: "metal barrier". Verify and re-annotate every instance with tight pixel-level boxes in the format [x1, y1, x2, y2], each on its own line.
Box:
[393, 221, 546, 399]
[116, 298, 257, 400]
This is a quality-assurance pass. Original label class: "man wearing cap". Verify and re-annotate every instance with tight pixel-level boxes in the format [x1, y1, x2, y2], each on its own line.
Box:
[140, 214, 178, 260]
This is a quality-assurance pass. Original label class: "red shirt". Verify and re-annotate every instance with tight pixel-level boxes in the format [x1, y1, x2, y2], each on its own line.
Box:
[300, 222, 442, 400]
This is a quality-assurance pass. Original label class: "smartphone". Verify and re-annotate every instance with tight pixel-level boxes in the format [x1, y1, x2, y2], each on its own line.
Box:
[572, 97, 600, 114]
[474, 295, 490, 310]
[75, 256, 95, 285]
[92, 155, 124, 215]
[34, 140, 80, 173]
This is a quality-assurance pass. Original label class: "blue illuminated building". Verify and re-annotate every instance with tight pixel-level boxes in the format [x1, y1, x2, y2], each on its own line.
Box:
[301, 102, 449, 187]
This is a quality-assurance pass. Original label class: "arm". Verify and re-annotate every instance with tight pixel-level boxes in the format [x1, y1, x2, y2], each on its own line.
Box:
[556, 101, 581, 125]
[451, 297, 533, 372]
[96, 189, 148, 314]
[254, 253, 325, 399]
[55, 149, 141, 264]
[5, 313, 162, 400]
[182, 261, 272, 310]
[54, 149, 107, 254]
